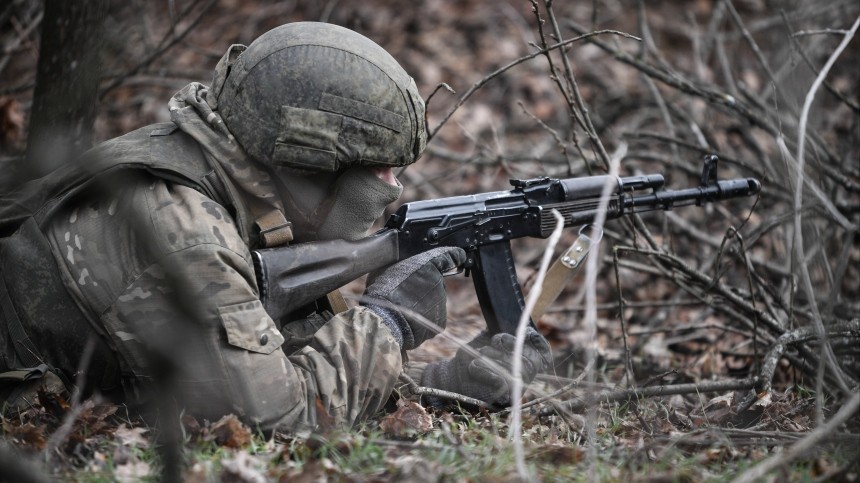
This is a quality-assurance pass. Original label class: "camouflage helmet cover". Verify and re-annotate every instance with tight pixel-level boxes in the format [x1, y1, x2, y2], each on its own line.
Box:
[214, 22, 427, 172]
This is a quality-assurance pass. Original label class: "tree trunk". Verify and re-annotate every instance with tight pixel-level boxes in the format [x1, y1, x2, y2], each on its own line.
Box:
[24, 0, 106, 181]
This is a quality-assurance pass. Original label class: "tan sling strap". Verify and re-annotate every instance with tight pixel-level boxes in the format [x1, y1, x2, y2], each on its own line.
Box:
[255, 209, 294, 248]
[326, 289, 350, 314]
[255, 207, 349, 313]
[531, 225, 603, 321]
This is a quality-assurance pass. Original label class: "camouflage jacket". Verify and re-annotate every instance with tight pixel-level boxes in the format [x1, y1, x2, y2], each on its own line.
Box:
[41, 124, 402, 431]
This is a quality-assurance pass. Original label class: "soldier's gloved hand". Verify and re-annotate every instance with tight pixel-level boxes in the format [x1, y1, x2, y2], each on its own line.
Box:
[420, 327, 551, 408]
[362, 246, 467, 350]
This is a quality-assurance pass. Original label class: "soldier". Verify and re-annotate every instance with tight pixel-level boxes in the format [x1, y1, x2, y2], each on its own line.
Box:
[0, 22, 550, 430]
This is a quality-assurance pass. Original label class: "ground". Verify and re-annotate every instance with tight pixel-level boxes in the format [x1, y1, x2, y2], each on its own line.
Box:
[1, 0, 858, 481]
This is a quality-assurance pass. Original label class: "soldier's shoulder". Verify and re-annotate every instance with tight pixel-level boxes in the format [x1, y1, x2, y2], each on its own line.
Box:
[142, 177, 248, 258]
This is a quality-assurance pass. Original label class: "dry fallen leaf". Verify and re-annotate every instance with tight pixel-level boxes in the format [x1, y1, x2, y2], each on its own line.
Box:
[752, 390, 772, 408]
[277, 458, 337, 483]
[391, 455, 442, 483]
[379, 400, 433, 436]
[314, 396, 337, 433]
[114, 424, 150, 449]
[77, 404, 119, 437]
[37, 387, 70, 420]
[529, 444, 584, 464]
[704, 393, 734, 409]
[209, 414, 252, 449]
[114, 460, 152, 483]
[220, 450, 268, 483]
[3, 421, 48, 450]
[184, 461, 214, 483]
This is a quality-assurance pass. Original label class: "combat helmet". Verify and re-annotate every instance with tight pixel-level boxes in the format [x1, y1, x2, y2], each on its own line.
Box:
[211, 22, 426, 172]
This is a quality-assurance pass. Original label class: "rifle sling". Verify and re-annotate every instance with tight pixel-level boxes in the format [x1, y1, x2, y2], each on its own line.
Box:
[531, 226, 600, 321]
[326, 290, 349, 314]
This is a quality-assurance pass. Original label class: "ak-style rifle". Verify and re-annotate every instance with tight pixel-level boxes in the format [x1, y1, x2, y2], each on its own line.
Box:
[253, 155, 761, 334]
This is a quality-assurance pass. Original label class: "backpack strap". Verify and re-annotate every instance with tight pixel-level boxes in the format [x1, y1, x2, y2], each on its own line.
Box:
[0, 363, 69, 411]
[0, 273, 41, 368]
[0, 364, 49, 383]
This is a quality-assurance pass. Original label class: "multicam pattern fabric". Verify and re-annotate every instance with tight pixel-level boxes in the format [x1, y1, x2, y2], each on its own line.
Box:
[40, 81, 406, 432]
[168, 82, 286, 246]
[46, 171, 402, 430]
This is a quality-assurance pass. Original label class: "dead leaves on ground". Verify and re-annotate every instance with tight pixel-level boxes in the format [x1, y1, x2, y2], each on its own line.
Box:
[208, 414, 252, 449]
[379, 400, 433, 437]
[1, 387, 842, 482]
[2, 390, 117, 452]
[2, 420, 47, 450]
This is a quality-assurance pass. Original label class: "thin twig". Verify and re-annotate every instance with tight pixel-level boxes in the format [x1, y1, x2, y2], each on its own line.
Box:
[517, 101, 575, 176]
[505, 358, 596, 414]
[566, 19, 852, 190]
[0, 9, 42, 75]
[398, 373, 490, 409]
[43, 336, 97, 463]
[616, 245, 784, 340]
[792, 28, 851, 37]
[741, 320, 859, 411]
[636, 0, 682, 165]
[511, 208, 565, 480]
[543, 0, 612, 170]
[733, 390, 860, 483]
[428, 29, 640, 140]
[780, 11, 860, 113]
[792, 15, 860, 407]
[536, 378, 758, 415]
[725, 0, 781, 105]
[526, 0, 593, 176]
[424, 82, 455, 109]
[99, 0, 216, 99]
[613, 248, 635, 388]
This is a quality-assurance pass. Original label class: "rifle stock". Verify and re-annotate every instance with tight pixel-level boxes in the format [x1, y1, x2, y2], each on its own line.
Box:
[253, 230, 399, 321]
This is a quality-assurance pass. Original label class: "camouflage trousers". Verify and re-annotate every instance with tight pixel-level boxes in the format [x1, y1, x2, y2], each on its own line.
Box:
[179, 306, 404, 432]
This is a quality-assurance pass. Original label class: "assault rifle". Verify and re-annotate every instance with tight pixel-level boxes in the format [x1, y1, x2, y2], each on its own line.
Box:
[253, 156, 761, 334]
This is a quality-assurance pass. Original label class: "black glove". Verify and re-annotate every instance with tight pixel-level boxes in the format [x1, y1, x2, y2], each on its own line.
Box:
[363, 247, 467, 350]
[421, 327, 551, 408]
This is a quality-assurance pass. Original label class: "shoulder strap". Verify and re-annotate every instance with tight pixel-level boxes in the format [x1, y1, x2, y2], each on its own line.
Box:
[0, 274, 41, 368]
[146, 123, 235, 211]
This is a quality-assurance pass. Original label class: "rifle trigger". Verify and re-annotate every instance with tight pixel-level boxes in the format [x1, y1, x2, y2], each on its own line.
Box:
[442, 266, 464, 277]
